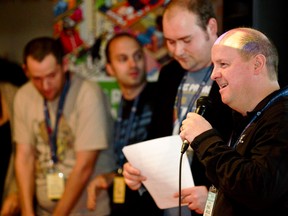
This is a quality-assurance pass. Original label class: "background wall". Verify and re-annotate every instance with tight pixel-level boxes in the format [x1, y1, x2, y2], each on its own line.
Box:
[223, 0, 288, 87]
[1, 0, 286, 89]
[253, 0, 288, 88]
[0, 1, 54, 63]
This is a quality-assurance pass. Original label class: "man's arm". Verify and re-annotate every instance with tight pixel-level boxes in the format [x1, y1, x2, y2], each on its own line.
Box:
[15, 143, 35, 216]
[86, 171, 115, 211]
[52, 150, 98, 215]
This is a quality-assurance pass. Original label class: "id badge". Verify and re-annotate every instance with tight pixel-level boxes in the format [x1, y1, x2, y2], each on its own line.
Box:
[46, 171, 65, 200]
[113, 176, 126, 204]
[204, 185, 218, 216]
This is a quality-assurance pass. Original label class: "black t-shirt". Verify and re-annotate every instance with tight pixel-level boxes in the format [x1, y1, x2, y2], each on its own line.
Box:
[111, 82, 163, 216]
[114, 82, 158, 168]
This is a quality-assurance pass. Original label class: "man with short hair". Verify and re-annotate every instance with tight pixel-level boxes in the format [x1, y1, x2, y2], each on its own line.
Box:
[86, 33, 162, 216]
[14, 37, 115, 215]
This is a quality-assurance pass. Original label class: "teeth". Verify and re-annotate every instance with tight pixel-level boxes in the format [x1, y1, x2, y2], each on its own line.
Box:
[220, 83, 227, 88]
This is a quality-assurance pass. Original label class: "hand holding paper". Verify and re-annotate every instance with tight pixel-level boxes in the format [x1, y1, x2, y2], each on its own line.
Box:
[122, 135, 194, 209]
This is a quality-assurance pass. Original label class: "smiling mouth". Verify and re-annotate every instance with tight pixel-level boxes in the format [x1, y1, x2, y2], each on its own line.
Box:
[220, 83, 228, 89]
[177, 57, 188, 62]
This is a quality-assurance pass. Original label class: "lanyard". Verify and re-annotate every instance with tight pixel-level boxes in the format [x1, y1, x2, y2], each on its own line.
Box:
[230, 87, 288, 148]
[44, 73, 70, 164]
[114, 96, 140, 167]
[175, 65, 213, 128]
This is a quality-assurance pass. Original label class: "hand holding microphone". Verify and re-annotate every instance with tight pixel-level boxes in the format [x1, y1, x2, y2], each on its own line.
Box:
[180, 96, 212, 153]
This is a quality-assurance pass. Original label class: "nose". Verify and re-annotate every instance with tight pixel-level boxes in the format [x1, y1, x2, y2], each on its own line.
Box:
[129, 58, 137, 68]
[210, 67, 220, 81]
[42, 78, 50, 91]
[173, 42, 184, 57]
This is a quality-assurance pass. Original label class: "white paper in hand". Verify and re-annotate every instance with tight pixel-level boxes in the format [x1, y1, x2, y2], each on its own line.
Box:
[122, 135, 194, 209]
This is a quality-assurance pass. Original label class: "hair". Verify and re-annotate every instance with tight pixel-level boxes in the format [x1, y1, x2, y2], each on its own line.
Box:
[105, 32, 143, 63]
[23, 37, 64, 65]
[233, 28, 278, 80]
[163, 0, 216, 31]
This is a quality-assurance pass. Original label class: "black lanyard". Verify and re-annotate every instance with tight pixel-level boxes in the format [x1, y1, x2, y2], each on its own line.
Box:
[44, 73, 70, 164]
[230, 87, 288, 148]
[114, 96, 140, 167]
[175, 65, 213, 127]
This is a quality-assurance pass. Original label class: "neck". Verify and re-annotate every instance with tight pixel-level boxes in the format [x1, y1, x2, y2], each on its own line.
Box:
[188, 61, 212, 73]
[121, 82, 147, 100]
[242, 82, 280, 116]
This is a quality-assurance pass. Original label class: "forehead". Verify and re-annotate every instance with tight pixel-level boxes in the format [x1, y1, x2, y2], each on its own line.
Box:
[212, 44, 239, 58]
[214, 31, 246, 49]
[110, 36, 140, 53]
[26, 54, 59, 76]
[163, 8, 200, 38]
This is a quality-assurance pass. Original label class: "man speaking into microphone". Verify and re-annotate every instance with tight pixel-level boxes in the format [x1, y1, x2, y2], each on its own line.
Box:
[180, 27, 288, 216]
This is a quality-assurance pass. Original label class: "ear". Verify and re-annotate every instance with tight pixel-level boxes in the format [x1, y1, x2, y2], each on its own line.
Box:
[62, 57, 69, 73]
[105, 63, 115, 77]
[22, 64, 30, 78]
[253, 54, 266, 74]
[207, 18, 218, 36]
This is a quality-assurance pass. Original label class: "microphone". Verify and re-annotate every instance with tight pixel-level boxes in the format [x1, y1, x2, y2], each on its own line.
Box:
[181, 96, 212, 153]
[195, 96, 212, 116]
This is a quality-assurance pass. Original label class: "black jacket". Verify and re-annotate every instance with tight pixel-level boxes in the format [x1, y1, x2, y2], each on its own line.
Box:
[191, 88, 288, 216]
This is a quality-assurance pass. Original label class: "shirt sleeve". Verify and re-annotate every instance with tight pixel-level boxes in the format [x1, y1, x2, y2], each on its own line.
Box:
[73, 80, 113, 151]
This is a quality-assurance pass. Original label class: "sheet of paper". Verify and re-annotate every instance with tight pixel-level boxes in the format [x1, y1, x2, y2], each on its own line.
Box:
[122, 135, 194, 209]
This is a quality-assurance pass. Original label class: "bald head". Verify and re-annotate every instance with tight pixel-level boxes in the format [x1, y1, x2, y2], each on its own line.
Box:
[214, 28, 278, 79]
[211, 27, 280, 115]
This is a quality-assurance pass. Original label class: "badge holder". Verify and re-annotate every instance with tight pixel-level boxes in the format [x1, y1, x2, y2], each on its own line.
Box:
[46, 160, 65, 201]
[203, 185, 218, 216]
[43, 75, 70, 201]
[113, 168, 126, 204]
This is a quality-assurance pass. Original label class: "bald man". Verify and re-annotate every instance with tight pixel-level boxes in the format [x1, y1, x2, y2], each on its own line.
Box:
[180, 27, 288, 216]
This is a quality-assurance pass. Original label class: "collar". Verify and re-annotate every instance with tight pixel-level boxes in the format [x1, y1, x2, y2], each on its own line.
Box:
[246, 88, 284, 117]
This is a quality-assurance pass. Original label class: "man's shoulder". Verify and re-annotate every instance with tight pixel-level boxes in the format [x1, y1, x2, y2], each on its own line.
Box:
[161, 59, 183, 72]
[68, 73, 105, 105]
[16, 81, 38, 98]
[14, 82, 43, 113]
[139, 82, 159, 101]
[18, 81, 33, 90]
[157, 60, 185, 89]
[70, 73, 101, 93]
[145, 81, 158, 91]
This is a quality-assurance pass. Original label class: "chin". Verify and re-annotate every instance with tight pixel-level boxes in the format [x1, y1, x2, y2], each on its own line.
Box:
[179, 62, 190, 71]
[220, 95, 229, 105]
[43, 94, 56, 101]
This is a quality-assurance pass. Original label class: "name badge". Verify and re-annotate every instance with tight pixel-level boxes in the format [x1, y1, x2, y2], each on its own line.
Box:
[46, 171, 65, 200]
[204, 185, 217, 216]
[113, 176, 126, 204]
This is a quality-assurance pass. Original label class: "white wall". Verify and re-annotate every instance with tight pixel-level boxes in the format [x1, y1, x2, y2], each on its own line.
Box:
[0, 0, 54, 64]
